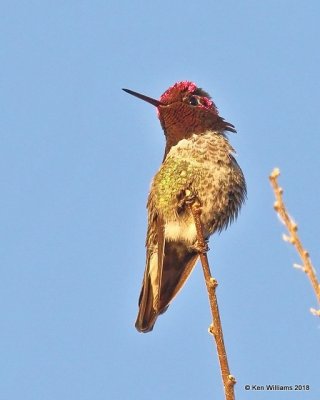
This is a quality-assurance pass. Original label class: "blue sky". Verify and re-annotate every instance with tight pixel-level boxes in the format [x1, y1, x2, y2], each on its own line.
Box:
[1, 1, 320, 399]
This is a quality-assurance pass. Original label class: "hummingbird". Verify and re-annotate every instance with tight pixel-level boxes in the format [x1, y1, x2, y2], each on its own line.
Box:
[123, 81, 246, 333]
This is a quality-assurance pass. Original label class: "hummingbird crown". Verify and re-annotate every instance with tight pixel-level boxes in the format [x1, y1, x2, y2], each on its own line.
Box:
[159, 81, 215, 111]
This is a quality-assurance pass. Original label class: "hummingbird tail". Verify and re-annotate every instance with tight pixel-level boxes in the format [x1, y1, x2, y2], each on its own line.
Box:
[135, 274, 160, 333]
[135, 242, 199, 333]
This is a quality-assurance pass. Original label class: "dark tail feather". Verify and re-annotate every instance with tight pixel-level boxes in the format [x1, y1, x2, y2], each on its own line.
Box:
[135, 242, 198, 333]
[135, 272, 158, 333]
[158, 243, 198, 312]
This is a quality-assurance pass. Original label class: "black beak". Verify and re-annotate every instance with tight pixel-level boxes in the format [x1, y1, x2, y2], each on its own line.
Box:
[122, 88, 164, 107]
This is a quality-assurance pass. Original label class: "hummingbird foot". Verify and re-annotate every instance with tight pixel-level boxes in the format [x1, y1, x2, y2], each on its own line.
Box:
[191, 239, 209, 254]
[184, 189, 202, 206]
[177, 189, 196, 211]
[178, 189, 202, 211]
[184, 189, 196, 203]
[184, 191, 208, 253]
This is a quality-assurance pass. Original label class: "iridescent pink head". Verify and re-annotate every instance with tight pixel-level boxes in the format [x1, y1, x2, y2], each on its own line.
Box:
[123, 81, 235, 157]
[158, 81, 216, 114]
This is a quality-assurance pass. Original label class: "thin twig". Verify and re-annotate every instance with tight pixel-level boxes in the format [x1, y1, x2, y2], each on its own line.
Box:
[269, 168, 320, 315]
[188, 201, 236, 400]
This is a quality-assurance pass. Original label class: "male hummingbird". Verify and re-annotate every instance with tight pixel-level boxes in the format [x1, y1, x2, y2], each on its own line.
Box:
[123, 81, 246, 333]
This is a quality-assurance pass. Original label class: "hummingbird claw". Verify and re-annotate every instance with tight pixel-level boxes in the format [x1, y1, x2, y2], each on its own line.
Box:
[184, 189, 196, 204]
[191, 239, 209, 254]
[184, 190, 202, 209]
[177, 189, 201, 213]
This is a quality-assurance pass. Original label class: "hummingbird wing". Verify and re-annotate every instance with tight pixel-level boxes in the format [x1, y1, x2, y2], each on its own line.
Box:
[135, 207, 199, 333]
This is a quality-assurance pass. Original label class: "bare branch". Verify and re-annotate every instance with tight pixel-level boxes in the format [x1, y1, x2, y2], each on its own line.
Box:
[269, 168, 320, 316]
[188, 201, 236, 400]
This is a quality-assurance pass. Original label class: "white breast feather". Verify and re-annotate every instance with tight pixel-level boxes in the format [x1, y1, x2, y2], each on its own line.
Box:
[165, 220, 197, 244]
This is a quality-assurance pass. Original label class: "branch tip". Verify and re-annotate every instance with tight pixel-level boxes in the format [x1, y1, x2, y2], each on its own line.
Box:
[282, 234, 294, 244]
[270, 167, 280, 179]
[310, 308, 320, 317]
[293, 263, 306, 273]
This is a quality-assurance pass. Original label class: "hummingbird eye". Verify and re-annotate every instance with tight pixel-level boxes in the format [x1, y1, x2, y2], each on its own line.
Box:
[188, 96, 199, 106]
